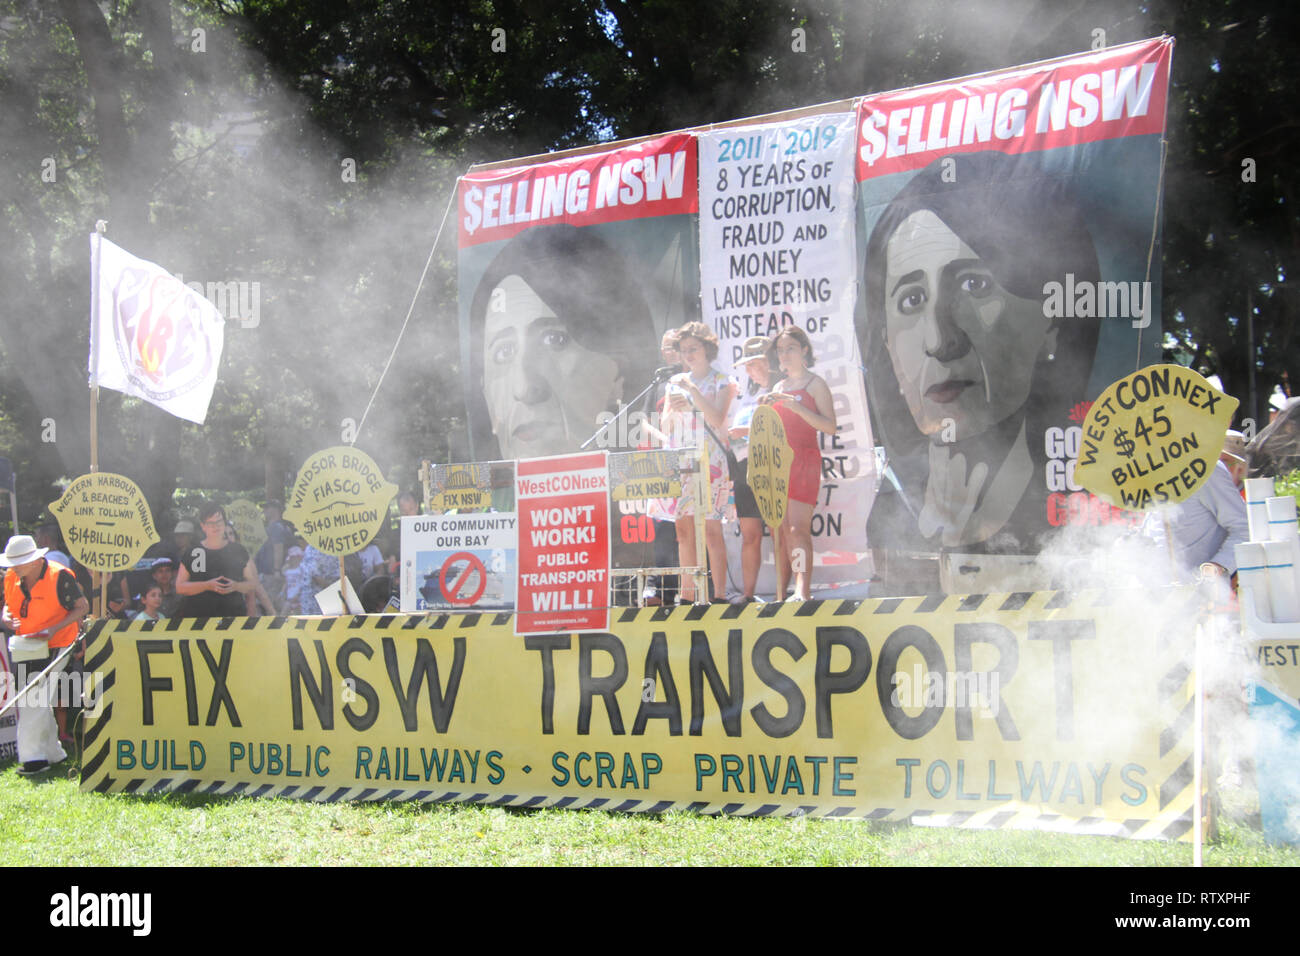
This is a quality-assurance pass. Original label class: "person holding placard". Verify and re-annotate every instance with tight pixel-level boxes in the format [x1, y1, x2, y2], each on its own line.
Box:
[759, 327, 837, 601]
[1142, 435, 1250, 587]
[662, 322, 736, 603]
[728, 335, 777, 603]
[1221, 430, 1248, 490]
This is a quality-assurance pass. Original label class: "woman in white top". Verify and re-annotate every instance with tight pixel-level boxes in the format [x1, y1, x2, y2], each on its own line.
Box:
[661, 322, 736, 603]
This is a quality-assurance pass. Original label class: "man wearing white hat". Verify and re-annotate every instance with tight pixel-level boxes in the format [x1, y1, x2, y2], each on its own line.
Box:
[0, 534, 89, 775]
[1221, 429, 1248, 489]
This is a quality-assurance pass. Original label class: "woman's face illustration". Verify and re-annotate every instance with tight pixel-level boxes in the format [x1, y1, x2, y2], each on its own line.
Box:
[483, 274, 622, 460]
[883, 211, 1056, 441]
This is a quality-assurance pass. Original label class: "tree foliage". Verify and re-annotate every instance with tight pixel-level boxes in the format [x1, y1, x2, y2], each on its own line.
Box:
[1, 0, 1296, 534]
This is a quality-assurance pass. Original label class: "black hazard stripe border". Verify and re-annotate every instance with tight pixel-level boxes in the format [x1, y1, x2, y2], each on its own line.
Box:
[74, 768, 1198, 837]
[593, 591, 1085, 626]
[77, 774, 902, 819]
[1151, 606, 1202, 839]
[909, 808, 1180, 840]
[96, 589, 1097, 630]
[147, 592, 1097, 630]
[79, 622, 118, 792]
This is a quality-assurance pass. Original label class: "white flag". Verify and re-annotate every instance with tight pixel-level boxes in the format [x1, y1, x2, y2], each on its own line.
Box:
[89, 234, 225, 424]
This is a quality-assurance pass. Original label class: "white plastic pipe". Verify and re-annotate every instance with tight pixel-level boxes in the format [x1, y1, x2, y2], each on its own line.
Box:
[1244, 477, 1274, 542]
[1263, 539, 1299, 623]
[1265, 496, 1300, 616]
[1266, 494, 1299, 539]
[1235, 541, 1271, 625]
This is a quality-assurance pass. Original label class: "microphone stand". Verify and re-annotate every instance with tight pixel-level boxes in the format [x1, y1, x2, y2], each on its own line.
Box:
[580, 374, 669, 451]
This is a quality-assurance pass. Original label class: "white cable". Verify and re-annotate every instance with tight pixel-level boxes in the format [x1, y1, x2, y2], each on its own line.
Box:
[352, 181, 460, 445]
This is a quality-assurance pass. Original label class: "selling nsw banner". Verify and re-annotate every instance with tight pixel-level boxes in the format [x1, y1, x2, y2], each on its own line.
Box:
[458, 135, 698, 574]
[856, 37, 1172, 566]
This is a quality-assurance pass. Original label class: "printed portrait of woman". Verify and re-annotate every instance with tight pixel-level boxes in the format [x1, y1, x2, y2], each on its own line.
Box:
[467, 224, 657, 461]
[860, 151, 1102, 553]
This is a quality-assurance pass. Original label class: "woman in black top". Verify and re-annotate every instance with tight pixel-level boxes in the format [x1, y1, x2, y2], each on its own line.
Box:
[174, 502, 261, 617]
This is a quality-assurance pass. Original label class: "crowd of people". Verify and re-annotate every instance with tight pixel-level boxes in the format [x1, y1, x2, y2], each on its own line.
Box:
[0, 498, 412, 774]
[8, 499, 410, 625]
[642, 322, 838, 605]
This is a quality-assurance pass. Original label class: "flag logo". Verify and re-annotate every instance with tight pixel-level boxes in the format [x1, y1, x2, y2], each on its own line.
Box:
[92, 236, 225, 423]
[111, 268, 220, 396]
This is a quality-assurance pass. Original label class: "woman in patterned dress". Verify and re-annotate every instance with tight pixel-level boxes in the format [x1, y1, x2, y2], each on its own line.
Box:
[661, 322, 737, 603]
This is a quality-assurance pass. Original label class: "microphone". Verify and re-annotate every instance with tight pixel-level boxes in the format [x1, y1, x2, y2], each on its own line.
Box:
[653, 366, 679, 383]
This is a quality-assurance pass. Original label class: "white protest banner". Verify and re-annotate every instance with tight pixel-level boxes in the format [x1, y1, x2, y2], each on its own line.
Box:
[699, 114, 874, 556]
[400, 513, 518, 611]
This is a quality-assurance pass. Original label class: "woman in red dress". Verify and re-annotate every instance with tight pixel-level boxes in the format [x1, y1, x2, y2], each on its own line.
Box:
[759, 327, 837, 601]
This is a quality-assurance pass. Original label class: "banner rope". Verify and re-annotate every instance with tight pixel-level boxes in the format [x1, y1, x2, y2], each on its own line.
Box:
[352, 178, 461, 446]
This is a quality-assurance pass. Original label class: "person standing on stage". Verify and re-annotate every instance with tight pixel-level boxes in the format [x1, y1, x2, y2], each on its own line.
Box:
[642, 328, 684, 606]
[759, 327, 837, 601]
[662, 322, 736, 603]
[728, 335, 777, 603]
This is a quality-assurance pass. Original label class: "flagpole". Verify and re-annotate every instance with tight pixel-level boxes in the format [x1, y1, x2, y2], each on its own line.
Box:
[90, 222, 105, 473]
[339, 556, 347, 614]
[90, 222, 105, 619]
[84, 227, 225, 620]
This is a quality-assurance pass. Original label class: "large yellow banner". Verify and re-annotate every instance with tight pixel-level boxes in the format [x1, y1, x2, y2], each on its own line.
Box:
[80, 591, 1200, 838]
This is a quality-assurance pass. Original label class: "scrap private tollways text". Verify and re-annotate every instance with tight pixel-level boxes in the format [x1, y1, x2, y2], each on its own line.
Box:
[112, 738, 1147, 804]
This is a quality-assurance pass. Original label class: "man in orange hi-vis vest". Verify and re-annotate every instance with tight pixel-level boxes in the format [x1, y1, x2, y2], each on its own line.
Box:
[1, 535, 89, 775]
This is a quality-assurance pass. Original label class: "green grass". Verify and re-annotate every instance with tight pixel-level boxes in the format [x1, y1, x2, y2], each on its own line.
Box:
[2, 761, 1296, 866]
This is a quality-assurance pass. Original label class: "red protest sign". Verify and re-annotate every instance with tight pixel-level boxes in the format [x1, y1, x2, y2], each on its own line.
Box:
[515, 451, 611, 635]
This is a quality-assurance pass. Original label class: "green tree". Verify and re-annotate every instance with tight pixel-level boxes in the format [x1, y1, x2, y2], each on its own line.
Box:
[2, 0, 1297, 538]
